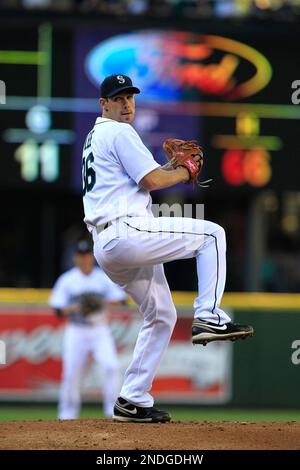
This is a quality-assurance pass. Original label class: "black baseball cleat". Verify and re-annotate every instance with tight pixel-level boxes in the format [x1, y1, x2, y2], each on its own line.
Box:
[192, 319, 254, 346]
[113, 397, 171, 423]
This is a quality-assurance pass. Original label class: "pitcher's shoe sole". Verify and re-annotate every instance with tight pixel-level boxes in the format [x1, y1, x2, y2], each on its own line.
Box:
[192, 320, 254, 346]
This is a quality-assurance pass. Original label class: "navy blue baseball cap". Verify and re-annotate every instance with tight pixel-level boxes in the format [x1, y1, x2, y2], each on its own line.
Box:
[75, 240, 93, 254]
[100, 74, 140, 98]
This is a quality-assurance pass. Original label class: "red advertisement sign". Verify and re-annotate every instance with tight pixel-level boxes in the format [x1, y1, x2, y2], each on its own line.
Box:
[0, 306, 232, 403]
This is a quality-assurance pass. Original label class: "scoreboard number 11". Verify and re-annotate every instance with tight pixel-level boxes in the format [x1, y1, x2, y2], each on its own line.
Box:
[14, 139, 59, 183]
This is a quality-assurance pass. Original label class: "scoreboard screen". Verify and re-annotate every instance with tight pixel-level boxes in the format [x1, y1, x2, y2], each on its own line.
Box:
[0, 23, 300, 195]
[0, 25, 73, 191]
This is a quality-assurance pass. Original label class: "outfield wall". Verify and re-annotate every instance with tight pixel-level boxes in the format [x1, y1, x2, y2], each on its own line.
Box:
[233, 310, 300, 407]
[0, 290, 299, 407]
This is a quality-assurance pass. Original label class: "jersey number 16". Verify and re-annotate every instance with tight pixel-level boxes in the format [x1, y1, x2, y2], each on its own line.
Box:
[82, 152, 96, 195]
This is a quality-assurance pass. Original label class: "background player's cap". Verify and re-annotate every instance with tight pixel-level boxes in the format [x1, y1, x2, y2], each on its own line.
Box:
[100, 74, 140, 98]
[75, 240, 93, 254]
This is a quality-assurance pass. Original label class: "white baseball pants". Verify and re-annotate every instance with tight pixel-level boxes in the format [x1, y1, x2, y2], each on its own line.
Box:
[93, 216, 231, 407]
[58, 322, 120, 419]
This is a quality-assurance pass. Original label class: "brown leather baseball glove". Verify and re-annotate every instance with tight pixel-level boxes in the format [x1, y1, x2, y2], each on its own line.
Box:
[163, 138, 203, 183]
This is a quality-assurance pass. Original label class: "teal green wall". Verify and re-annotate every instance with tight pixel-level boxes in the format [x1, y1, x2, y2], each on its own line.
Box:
[232, 311, 300, 407]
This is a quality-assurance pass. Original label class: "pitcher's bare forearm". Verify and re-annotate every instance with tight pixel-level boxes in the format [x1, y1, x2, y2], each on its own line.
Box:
[140, 166, 189, 190]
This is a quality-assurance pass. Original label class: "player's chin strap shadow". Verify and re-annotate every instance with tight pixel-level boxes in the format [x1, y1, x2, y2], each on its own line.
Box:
[196, 178, 213, 188]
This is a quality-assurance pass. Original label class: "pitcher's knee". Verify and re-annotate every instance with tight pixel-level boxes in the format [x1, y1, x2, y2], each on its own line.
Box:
[215, 224, 226, 242]
[206, 222, 226, 244]
[201, 222, 226, 254]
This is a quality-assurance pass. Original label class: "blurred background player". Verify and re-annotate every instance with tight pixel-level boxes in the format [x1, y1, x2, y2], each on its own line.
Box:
[49, 239, 126, 419]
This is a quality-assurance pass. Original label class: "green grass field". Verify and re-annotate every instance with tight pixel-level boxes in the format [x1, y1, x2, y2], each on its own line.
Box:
[0, 405, 299, 422]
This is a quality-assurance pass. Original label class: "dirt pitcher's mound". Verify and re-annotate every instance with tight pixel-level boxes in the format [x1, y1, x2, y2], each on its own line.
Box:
[0, 419, 299, 450]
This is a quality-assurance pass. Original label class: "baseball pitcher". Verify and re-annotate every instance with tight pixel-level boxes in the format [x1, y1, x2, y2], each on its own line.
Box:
[82, 74, 254, 423]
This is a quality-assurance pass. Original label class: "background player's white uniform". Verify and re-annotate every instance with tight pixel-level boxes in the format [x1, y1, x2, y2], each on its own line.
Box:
[82, 117, 231, 408]
[49, 264, 125, 418]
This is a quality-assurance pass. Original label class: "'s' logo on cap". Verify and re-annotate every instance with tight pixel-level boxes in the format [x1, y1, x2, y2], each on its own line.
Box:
[117, 75, 125, 84]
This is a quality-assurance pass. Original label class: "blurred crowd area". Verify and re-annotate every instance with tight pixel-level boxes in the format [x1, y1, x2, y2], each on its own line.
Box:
[1, 0, 300, 21]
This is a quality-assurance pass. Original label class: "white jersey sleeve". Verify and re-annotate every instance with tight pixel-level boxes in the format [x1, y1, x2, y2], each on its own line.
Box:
[112, 125, 160, 184]
[49, 275, 69, 309]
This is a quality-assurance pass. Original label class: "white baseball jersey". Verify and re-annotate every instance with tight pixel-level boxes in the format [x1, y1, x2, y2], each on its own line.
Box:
[49, 266, 125, 325]
[82, 117, 160, 231]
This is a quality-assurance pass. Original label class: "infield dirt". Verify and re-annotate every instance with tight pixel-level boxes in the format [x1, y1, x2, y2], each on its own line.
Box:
[0, 419, 299, 449]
